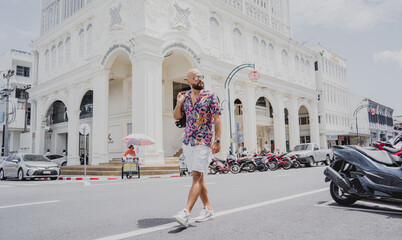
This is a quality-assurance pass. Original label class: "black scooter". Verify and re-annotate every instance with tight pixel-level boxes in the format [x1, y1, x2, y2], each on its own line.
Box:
[324, 145, 402, 206]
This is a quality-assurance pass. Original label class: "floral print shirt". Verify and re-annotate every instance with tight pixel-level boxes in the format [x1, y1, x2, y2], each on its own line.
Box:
[182, 90, 221, 147]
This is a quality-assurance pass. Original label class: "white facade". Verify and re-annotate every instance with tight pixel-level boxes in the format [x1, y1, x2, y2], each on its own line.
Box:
[0, 50, 33, 153]
[29, 0, 328, 166]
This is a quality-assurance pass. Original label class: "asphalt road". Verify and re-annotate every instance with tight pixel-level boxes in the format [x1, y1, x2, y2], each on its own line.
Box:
[1, 165, 401, 240]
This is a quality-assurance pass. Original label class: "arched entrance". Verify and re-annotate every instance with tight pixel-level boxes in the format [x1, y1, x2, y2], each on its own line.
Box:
[298, 106, 311, 143]
[162, 49, 194, 157]
[79, 90, 93, 164]
[255, 97, 274, 152]
[45, 100, 68, 154]
[234, 98, 244, 154]
[107, 51, 133, 159]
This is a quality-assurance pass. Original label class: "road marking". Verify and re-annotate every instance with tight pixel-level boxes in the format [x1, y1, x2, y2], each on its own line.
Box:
[83, 181, 91, 187]
[0, 200, 60, 210]
[316, 200, 402, 215]
[96, 188, 327, 240]
[0, 185, 12, 188]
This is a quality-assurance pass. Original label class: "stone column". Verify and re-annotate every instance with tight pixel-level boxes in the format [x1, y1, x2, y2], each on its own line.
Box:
[273, 92, 286, 153]
[91, 70, 109, 165]
[309, 100, 321, 147]
[242, 85, 257, 152]
[288, 96, 300, 150]
[66, 88, 80, 165]
[132, 52, 164, 165]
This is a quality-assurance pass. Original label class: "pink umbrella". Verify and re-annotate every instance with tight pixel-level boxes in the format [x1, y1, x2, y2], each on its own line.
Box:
[123, 133, 155, 146]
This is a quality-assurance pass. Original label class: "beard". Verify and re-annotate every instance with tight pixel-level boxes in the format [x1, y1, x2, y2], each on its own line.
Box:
[191, 82, 204, 90]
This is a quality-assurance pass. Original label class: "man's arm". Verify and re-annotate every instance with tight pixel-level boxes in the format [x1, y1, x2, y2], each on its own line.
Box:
[173, 91, 186, 120]
[212, 114, 221, 154]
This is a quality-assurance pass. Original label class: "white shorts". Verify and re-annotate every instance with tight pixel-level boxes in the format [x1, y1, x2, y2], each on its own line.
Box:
[182, 144, 211, 175]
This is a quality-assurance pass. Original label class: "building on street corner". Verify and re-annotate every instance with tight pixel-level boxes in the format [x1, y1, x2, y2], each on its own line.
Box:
[27, 0, 393, 166]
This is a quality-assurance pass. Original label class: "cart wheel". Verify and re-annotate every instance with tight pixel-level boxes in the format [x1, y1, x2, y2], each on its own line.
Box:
[127, 174, 132, 179]
[180, 172, 184, 177]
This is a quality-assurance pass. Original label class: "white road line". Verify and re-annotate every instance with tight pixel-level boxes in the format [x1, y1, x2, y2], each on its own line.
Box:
[0, 200, 60, 210]
[275, 174, 291, 177]
[0, 185, 12, 188]
[96, 188, 327, 240]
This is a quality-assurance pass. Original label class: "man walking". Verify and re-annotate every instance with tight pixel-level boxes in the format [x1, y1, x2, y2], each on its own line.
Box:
[173, 68, 221, 228]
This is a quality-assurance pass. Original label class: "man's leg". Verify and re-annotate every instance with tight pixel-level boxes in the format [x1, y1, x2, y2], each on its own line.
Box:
[185, 171, 203, 213]
[199, 177, 212, 210]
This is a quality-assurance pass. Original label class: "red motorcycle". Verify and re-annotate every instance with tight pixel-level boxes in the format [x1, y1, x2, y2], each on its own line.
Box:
[275, 153, 292, 170]
[265, 153, 279, 171]
[209, 153, 237, 174]
[372, 132, 402, 165]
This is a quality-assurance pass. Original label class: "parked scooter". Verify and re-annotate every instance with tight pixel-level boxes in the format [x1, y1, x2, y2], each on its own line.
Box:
[323, 144, 402, 206]
[265, 154, 279, 171]
[288, 154, 301, 168]
[371, 132, 402, 165]
[229, 155, 257, 174]
[209, 153, 237, 174]
[276, 153, 292, 170]
[252, 153, 268, 172]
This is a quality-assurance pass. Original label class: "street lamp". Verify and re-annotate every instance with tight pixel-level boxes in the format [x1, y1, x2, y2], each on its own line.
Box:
[353, 103, 371, 146]
[224, 64, 259, 154]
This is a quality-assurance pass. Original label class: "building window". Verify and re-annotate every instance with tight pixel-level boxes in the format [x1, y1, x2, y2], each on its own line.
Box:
[87, 24, 93, 56]
[15, 88, 28, 99]
[233, 28, 244, 58]
[58, 41, 64, 69]
[16, 66, 30, 77]
[51, 45, 56, 71]
[268, 43, 275, 69]
[65, 37, 71, 64]
[209, 17, 221, 51]
[261, 40, 267, 67]
[45, 49, 50, 73]
[299, 116, 310, 125]
[79, 29, 85, 58]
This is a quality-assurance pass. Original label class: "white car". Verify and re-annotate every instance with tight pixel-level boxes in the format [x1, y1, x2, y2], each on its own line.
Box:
[46, 154, 67, 167]
[291, 143, 333, 167]
[0, 153, 60, 181]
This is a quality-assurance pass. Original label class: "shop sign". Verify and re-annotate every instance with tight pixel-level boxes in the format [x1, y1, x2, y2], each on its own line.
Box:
[327, 135, 338, 140]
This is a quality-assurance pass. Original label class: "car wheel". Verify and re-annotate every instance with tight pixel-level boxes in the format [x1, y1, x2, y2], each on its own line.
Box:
[293, 160, 301, 169]
[0, 169, 6, 180]
[324, 155, 331, 166]
[50, 177, 57, 180]
[308, 156, 315, 167]
[18, 169, 25, 181]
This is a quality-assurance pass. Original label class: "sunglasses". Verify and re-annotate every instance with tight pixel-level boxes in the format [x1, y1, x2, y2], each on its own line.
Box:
[193, 75, 204, 81]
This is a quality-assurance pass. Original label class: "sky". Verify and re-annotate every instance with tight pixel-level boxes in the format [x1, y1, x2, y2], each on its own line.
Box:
[0, 0, 401, 115]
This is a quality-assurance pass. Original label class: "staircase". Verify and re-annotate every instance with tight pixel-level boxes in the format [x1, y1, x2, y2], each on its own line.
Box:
[60, 157, 180, 176]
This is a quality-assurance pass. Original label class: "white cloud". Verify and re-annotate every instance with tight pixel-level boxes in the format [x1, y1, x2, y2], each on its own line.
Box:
[291, 0, 402, 31]
[373, 50, 402, 67]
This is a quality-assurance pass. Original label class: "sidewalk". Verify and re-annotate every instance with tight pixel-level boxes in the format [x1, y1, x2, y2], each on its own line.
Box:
[47, 173, 184, 181]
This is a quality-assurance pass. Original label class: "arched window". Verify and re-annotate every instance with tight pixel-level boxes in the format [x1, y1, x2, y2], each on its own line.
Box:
[65, 37, 71, 65]
[306, 60, 310, 76]
[86, 24, 92, 56]
[58, 41, 64, 69]
[261, 40, 267, 67]
[268, 43, 275, 68]
[253, 36, 259, 64]
[295, 55, 300, 76]
[80, 90, 93, 119]
[300, 58, 305, 74]
[281, 50, 288, 72]
[79, 29, 84, 58]
[233, 28, 244, 58]
[45, 49, 50, 73]
[51, 45, 56, 71]
[209, 17, 221, 51]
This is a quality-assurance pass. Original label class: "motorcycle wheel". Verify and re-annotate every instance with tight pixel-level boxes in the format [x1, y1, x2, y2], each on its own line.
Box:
[230, 164, 240, 174]
[329, 181, 357, 206]
[247, 163, 256, 173]
[267, 160, 279, 171]
[324, 155, 331, 166]
[282, 160, 292, 170]
[257, 163, 266, 172]
[221, 170, 229, 174]
[209, 163, 218, 174]
[293, 160, 301, 169]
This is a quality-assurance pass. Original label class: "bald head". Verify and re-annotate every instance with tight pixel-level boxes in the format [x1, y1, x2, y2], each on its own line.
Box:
[187, 68, 201, 80]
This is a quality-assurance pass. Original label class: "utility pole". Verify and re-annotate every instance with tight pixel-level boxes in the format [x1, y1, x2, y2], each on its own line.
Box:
[23, 85, 31, 133]
[2, 70, 14, 156]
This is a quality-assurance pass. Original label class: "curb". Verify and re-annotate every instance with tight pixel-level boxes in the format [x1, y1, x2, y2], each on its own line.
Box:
[54, 175, 183, 181]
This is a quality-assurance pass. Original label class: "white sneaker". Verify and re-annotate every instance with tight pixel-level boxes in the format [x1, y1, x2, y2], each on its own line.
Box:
[194, 207, 215, 222]
[173, 209, 190, 228]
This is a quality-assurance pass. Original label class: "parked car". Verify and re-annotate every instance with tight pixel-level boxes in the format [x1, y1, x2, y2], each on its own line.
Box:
[46, 154, 67, 167]
[0, 153, 60, 181]
[290, 143, 333, 167]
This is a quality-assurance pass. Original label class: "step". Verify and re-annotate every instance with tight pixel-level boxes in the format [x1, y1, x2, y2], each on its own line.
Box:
[61, 166, 121, 171]
[61, 169, 179, 176]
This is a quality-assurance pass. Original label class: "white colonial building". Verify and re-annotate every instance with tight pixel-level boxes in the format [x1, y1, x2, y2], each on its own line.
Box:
[29, 0, 330, 166]
[0, 50, 33, 154]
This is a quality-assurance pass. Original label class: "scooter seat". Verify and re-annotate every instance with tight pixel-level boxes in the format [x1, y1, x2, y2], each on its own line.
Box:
[383, 146, 401, 154]
[351, 146, 398, 166]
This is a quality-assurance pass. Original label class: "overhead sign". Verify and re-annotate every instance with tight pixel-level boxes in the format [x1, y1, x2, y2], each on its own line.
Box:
[326, 135, 338, 140]
[79, 123, 91, 136]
